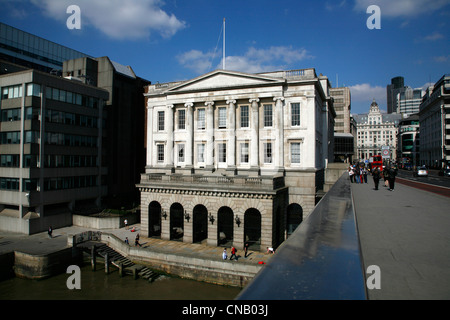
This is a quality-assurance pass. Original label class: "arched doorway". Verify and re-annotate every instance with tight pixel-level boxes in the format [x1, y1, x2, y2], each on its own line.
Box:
[170, 203, 184, 241]
[218, 206, 233, 247]
[193, 204, 208, 244]
[148, 201, 162, 238]
[244, 208, 261, 250]
[287, 203, 303, 237]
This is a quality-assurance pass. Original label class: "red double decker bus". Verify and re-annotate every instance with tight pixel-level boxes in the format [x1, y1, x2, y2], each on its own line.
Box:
[370, 155, 383, 171]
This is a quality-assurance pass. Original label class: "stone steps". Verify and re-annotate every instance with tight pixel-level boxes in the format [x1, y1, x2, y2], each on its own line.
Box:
[79, 241, 160, 282]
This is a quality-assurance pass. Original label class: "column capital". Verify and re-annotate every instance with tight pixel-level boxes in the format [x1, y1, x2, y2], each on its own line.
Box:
[184, 102, 194, 108]
[273, 96, 285, 102]
[226, 99, 236, 105]
[205, 101, 215, 107]
[167, 104, 175, 109]
[249, 98, 260, 104]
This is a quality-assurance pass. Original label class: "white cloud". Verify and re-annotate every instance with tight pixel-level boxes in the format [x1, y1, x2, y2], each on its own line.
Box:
[30, 0, 185, 40]
[349, 83, 387, 113]
[354, 0, 450, 18]
[177, 46, 313, 74]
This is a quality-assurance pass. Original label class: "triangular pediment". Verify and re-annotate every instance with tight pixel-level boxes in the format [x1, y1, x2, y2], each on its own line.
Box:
[166, 70, 284, 93]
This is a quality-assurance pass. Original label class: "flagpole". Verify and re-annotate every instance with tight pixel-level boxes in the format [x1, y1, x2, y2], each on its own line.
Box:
[223, 18, 226, 70]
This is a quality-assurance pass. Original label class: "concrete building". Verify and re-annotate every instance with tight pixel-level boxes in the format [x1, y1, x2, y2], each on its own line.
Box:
[330, 87, 353, 162]
[353, 99, 401, 161]
[63, 57, 151, 207]
[386, 76, 423, 115]
[419, 74, 450, 168]
[137, 68, 335, 251]
[0, 69, 109, 234]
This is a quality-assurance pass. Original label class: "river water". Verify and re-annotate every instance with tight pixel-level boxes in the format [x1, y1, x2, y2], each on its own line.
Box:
[0, 260, 241, 300]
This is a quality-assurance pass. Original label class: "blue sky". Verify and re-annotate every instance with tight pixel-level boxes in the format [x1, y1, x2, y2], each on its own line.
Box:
[1, 0, 449, 114]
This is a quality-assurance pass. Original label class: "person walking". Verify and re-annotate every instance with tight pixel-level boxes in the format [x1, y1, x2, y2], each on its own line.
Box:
[348, 165, 354, 183]
[135, 233, 142, 247]
[372, 167, 381, 190]
[222, 248, 228, 260]
[230, 246, 237, 261]
[383, 165, 389, 188]
[244, 242, 249, 258]
[387, 164, 398, 191]
[48, 226, 53, 239]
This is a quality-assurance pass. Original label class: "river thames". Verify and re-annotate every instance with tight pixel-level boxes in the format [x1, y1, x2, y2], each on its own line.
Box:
[0, 261, 241, 300]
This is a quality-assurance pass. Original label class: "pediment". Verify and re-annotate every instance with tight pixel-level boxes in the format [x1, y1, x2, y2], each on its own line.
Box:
[166, 70, 284, 93]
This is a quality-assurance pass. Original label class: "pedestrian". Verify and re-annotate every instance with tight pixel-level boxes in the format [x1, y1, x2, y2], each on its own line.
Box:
[48, 226, 53, 238]
[222, 248, 227, 260]
[124, 237, 129, 245]
[363, 166, 368, 183]
[348, 166, 354, 183]
[124, 219, 128, 229]
[388, 165, 397, 191]
[372, 167, 381, 190]
[135, 234, 142, 247]
[383, 166, 389, 187]
[244, 242, 249, 258]
[230, 246, 237, 261]
[355, 166, 360, 183]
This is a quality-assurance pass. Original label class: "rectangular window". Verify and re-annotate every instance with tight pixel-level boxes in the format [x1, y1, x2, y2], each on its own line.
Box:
[198, 109, 205, 130]
[218, 143, 226, 163]
[158, 111, 165, 131]
[197, 144, 205, 163]
[218, 107, 227, 128]
[291, 142, 301, 164]
[240, 106, 249, 128]
[264, 142, 272, 163]
[178, 109, 186, 130]
[178, 144, 185, 163]
[291, 103, 301, 126]
[240, 143, 249, 163]
[157, 144, 164, 162]
[264, 104, 273, 127]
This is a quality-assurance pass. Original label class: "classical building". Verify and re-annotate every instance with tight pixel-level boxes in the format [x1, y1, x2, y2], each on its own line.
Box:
[0, 69, 109, 234]
[353, 99, 401, 161]
[419, 74, 450, 168]
[137, 68, 335, 251]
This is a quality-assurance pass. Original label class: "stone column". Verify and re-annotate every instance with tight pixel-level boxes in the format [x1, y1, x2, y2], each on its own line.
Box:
[146, 103, 153, 168]
[249, 98, 260, 168]
[205, 101, 215, 168]
[167, 105, 174, 167]
[274, 97, 285, 168]
[226, 99, 236, 170]
[185, 103, 194, 167]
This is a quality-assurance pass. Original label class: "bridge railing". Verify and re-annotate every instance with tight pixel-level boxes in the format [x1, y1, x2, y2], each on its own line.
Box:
[237, 173, 367, 300]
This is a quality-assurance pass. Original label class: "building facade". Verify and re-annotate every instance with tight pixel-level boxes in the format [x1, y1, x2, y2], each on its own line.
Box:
[419, 74, 450, 168]
[353, 99, 401, 161]
[0, 69, 109, 234]
[397, 114, 420, 167]
[330, 87, 353, 162]
[386, 76, 423, 115]
[138, 68, 335, 251]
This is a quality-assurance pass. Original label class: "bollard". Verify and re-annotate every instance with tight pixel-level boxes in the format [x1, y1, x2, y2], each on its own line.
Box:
[105, 253, 109, 274]
[119, 263, 123, 277]
[91, 245, 96, 271]
[133, 267, 138, 280]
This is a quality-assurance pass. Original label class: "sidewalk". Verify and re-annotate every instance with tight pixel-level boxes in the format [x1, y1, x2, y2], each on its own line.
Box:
[351, 178, 450, 299]
[0, 224, 271, 264]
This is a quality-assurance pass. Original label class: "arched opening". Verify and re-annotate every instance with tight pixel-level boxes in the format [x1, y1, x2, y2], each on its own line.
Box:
[218, 206, 233, 247]
[287, 203, 303, 237]
[148, 201, 162, 238]
[193, 204, 208, 244]
[170, 202, 184, 241]
[244, 208, 261, 250]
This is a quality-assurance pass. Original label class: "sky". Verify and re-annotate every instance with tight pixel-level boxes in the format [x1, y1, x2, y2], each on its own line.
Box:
[1, 0, 449, 114]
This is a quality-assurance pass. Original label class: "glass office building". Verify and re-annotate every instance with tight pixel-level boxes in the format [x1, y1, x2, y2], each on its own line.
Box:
[0, 22, 90, 74]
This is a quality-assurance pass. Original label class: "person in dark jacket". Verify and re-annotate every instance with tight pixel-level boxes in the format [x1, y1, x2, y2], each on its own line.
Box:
[372, 167, 381, 190]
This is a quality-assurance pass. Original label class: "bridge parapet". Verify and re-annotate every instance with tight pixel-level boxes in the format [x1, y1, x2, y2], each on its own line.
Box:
[237, 173, 367, 300]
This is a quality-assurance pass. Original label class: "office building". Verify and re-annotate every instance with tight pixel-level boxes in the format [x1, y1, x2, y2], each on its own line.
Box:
[0, 69, 109, 234]
[386, 76, 423, 115]
[419, 74, 450, 168]
[330, 87, 353, 162]
[137, 68, 335, 251]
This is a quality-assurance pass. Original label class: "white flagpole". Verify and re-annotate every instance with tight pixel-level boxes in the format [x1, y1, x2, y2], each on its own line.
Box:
[223, 18, 226, 70]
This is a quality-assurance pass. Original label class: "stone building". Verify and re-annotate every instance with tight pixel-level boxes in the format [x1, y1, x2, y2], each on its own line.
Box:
[353, 99, 401, 161]
[137, 68, 335, 251]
